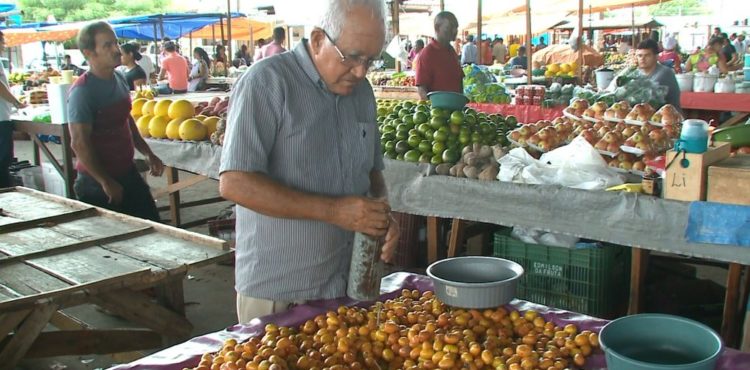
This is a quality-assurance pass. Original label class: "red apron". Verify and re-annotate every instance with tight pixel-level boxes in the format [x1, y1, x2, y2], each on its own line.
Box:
[73, 72, 135, 179]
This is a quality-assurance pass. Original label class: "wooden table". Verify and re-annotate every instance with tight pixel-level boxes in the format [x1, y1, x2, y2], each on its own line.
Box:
[0, 187, 232, 368]
[11, 119, 75, 198]
[681, 92, 750, 127]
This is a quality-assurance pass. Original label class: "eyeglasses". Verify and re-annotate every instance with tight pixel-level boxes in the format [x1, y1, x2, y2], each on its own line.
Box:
[322, 29, 378, 69]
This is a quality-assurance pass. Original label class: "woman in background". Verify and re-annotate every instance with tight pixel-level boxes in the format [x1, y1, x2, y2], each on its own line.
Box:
[119, 43, 147, 90]
[189, 47, 211, 92]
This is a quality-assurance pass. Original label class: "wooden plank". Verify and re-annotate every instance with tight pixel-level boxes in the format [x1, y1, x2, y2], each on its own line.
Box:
[30, 135, 64, 176]
[0, 309, 31, 338]
[167, 167, 181, 227]
[0, 208, 97, 234]
[721, 263, 743, 346]
[152, 172, 208, 198]
[447, 218, 466, 258]
[0, 302, 58, 368]
[12, 120, 66, 136]
[89, 289, 193, 339]
[427, 217, 439, 264]
[102, 233, 230, 270]
[28, 245, 169, 285]
[0, 227, 153, 266]
[49, 311, 92, 330]
[49, 214, 144, 241]
[22, 329, 161, 357]
[180, 216, 223, 229]
[0, 268, 152, 311]
[155, 278, 185, 316]
[628, 248, 649, 315]
[0, 285, 21, 301]
[0, 262, 71, 297]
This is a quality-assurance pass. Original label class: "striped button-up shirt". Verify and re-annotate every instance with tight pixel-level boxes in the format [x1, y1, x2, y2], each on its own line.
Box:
[219, 40, 384, 301]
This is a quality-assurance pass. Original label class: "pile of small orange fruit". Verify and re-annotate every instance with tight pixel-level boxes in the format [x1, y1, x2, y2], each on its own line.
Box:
[187, 289, 600, 370]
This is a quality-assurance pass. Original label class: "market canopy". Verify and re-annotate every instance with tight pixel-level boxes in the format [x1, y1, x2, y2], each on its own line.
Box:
[464, 13, 566, 36]
[531, 43, 604, 67]
[109, 12, 244, 40]
[553, 17, 663, 30]
[1, 22, 84, 47]
[188, 17, 273, 41]
[506, 0, 671, 15]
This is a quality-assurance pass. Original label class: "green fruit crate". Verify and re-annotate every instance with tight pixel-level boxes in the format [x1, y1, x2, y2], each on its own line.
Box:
[493, 230, 630, 318]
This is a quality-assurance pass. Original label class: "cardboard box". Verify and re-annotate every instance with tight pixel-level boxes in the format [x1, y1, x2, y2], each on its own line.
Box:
[707, 156, 750, 205]
[664, 142, 731, 201]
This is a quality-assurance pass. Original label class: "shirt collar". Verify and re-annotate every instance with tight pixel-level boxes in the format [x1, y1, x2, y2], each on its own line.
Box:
[293, 39, 327, 90]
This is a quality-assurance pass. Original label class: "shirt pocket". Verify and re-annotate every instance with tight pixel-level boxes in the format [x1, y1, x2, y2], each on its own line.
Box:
[351, 121, 376, 193]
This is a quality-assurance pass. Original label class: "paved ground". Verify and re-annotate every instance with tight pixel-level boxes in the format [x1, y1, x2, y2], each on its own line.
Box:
[8, 138, 736, 369]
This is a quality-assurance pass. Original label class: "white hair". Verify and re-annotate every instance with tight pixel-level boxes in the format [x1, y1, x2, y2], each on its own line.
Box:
[316, 0, 388, 41]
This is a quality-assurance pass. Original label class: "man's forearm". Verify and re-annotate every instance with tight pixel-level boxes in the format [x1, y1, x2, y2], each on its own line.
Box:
[220, 171, 336, 222]
[0, 83, 20, 106]
[72, 137, 115, 186]
[417, 86, 429, 101]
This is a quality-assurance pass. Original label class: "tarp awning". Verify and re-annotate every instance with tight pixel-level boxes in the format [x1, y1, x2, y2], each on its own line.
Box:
[553, 17, 663, 30]
[188, 17, 274, 41]
[464, 13, 566, 36]
[507, 0, 671, 15]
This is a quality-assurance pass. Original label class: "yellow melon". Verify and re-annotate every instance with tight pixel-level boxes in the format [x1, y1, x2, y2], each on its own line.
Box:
[179, 118, 208, 141]
[202, 116, 221, 135]
[168, 99, 195, 120]
[560, 63, 572, 73]
[148, 115, 171, 139]
[141, 100, 157, 115]
[136, 114, 153, 138]
[547, 64, 560, 74]
[131, 98, 148, 116]
[194, 115, 207, 121]
[166, 118, 185, 140]
[154, 99, 172, 117]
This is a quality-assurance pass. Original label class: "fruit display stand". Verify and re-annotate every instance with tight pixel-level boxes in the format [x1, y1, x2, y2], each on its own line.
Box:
[680, 92, 750, 127]
[10, 117, 75, 198]
[0, 187, 231, 368]
[108, 273, 750, 370]
[467, 103, 566, 124]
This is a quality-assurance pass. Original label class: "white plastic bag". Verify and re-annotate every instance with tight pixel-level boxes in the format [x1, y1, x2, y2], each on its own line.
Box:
[511, 227, 580, 249]
[385, 36, 409, 65]
[497, 136, 624, 190]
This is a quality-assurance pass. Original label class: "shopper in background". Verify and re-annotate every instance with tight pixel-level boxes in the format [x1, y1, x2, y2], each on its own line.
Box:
[460, 35, 478, 65]
[67, 22, 163, 220]
[252, 38, 266, 63]
[734, 33, 748, 55]
[118, 43, 147, 91]
[234, 44, 252, 66]
[189, 47, 210, 92]
[213, 44, 228, 75]
[720, 33, 739, 65]
[658, 35, 682, 73]
[480, 38, 493, 65]
[415, 11, 463, 100]
[453, 38, 462, 61]
[258, 27, 287, 61]
[636, 39, 680, 109]
[157, 41, 189, 94]
[0, 30, 27, 188]
[407, 39, 424, 70]
[492, 37, 508, 64]
[508, 46, 528, 70]
[219, 0, 398, 323]
[508, 37, 521, 58]
[685, 36, 730, 74]
[535, 36, 548, 51]
[136, 44, 155, 82]
[61, 55, 84, 76]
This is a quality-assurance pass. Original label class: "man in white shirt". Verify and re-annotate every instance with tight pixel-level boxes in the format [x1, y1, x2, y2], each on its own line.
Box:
[733, 33, 747, 55]
[492, 37, 508, 64]
[136, 44, 155, 82]
[461, 35, 478, 65]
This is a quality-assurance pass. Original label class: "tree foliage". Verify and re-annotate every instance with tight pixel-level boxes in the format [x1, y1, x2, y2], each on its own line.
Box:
[649, 0, 708, 16]
[18, 0, 172, 22]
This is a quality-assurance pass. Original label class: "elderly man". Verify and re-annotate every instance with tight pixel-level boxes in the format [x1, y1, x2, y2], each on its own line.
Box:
[67, 22, 164, 220]
[219, 0, 399, 324]
[636, 39, 680, 109]
[414, 11, 463, 100]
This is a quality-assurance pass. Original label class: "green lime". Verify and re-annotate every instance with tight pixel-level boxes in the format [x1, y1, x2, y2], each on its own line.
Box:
[396, 153, 405, 161]
[402, 115, 414, 126]
[432, 141, 446, 154]
[471, 132, 482, 143]
[395, 140, 410, 154]
[407, 135, 422, 148]
[450, 111, 464, 125]
[385, 150, 397, 159]
[413, 111, 428, 125]
[442, 149, 460, 163]
[430, 107, 445, 119]
[465, 114, 477, 125]
[423, 128, 435, 139]
[403, 101, 414, 110]
[433, 130, 448, 142]
[419, 153, 432, 163]
[408, 129, 420, 137]
[384, 140, 396, 152]
[395, 130, 408, 140]
[430, 154, 443, 165]
[418, 140, 432, 154]
[430, 116, 446, 130]
[417, 123, 431, 134]
[450, 124, 461, 135]
[404, 149, 421, 162]
[396, 123, 410, 132]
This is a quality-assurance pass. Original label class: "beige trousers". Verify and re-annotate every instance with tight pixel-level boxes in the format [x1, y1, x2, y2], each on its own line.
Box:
[236, 293, 304, 324]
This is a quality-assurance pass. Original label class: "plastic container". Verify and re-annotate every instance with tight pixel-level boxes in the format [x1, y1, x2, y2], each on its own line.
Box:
[744, 67, 750, 81]
[41, 162, 66, 196]
[427, 256, 524, 309]
[676, 73, 694, 92]
[600, 314, 723, 370]
[346, 232, 383, 301]
[744, 53, 750, 67]
[493, 230, 630, 318]
[595, 68, 614, 91]
[693, 73, 717, 92]
[427, 91, 469, 111]
[675, 119, 709, 153]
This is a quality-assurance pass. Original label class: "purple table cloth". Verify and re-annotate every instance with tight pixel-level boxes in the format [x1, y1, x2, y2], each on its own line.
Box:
[110, 272, 750, 370]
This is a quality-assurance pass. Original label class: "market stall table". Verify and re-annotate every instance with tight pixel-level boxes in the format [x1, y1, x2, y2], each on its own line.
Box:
[467, 103, 566, 123]
[680, 92, 750, 127]
[110, 273, 750, 370]
[0, 187, 232, 368]
[136, 140, 750, 345]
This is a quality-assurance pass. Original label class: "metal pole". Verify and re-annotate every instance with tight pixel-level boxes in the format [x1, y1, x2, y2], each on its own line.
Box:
[219, 16, 227, 76]
[477, 0, 482, 65]
[153, 23, 160, 68]
[227, 0, 233, 65]
[631, 4, 636, 47]
[440, 0, 445, 11]
[578, 0, 584, 80]
[392, 0, 401, 72]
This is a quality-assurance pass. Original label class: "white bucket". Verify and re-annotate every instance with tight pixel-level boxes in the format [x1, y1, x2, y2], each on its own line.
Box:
[595, 69, 614, 91]
[693, 73, 718, 92]
[41, 162, 66, 197]
[676, 73, 694, 92]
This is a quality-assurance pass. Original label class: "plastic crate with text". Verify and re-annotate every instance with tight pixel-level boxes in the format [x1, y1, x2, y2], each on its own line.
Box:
[493, 229, 630, 318]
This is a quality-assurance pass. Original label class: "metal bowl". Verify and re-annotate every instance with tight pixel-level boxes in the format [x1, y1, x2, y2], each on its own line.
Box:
[427, 256, 524, 309]
[600, 314, 723, 370]
[712, 123, 750, 148]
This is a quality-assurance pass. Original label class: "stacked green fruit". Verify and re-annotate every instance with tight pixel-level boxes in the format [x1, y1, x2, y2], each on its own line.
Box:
[376, 99, 518, 165]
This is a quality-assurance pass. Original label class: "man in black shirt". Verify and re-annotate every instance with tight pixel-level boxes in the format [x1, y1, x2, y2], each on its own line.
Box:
[720, 33, 738, 65]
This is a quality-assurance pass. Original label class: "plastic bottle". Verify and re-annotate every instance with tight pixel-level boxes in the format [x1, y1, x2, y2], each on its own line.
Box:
[347, 232, 382, 301]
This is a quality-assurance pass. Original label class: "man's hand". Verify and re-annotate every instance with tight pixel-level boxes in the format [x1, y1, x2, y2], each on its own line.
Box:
[148, 154, 164, 177]
[380, 214, 400, 263]
[15, 101, 27, 110]
[102, 179, 124, 205]
[330, 196, 391, 237]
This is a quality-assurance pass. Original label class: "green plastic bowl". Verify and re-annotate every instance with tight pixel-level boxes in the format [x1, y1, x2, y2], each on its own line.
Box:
[712, 123, 750, 148]
[427, 91, 469, 111]
[600, 314, 723, 370]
